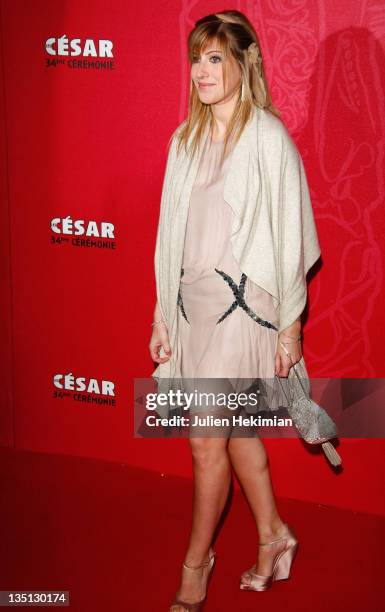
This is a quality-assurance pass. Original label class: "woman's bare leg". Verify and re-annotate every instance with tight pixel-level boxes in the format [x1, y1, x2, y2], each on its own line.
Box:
[170, 434, 231, 609]
[227, 436, 288, 575]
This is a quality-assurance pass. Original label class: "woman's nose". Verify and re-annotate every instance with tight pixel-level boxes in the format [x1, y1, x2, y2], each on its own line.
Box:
[196, 61, 209, 77]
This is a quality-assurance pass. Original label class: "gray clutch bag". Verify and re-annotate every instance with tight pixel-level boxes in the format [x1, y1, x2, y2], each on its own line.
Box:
[276, 341, 342, 467]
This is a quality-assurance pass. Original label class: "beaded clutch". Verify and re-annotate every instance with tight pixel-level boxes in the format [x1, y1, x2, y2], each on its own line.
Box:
[276, 342, 342, 467]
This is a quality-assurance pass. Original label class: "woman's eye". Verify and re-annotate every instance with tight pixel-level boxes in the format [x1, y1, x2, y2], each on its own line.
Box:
[191, 55, 222, 63]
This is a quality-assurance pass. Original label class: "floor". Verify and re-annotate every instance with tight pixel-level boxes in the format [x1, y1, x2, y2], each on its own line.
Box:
[1, 447, 384, 611]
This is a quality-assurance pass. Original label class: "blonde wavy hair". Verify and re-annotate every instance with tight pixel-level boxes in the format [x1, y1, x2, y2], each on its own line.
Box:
[173, 10, 281, 163]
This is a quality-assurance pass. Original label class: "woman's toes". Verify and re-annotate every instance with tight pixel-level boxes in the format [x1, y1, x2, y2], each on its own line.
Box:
[240, 569, 252, 586]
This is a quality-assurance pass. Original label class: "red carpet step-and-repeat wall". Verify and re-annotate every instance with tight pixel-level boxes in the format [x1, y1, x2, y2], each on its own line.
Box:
[1, 1, 385, 515]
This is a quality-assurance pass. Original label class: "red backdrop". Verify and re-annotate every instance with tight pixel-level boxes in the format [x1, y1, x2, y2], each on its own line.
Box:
[1, 1, 384, 515]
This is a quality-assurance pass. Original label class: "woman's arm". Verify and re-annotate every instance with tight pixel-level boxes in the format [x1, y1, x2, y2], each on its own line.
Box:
[279, 316, 301, 339]
[151, 130, 181, 367]
[152, 300, 164, 324]
[266, 125, 320, 374]
[275, 316, 302, 377]
[263, 122, 321, 336]
[149, 300, 171, 364]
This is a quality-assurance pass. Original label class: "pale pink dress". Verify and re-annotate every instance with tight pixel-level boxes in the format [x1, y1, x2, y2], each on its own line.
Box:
[177, 134, 280, 419]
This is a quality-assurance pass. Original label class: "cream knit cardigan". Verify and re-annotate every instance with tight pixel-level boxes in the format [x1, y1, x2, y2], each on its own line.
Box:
[152, 107, 321, 417]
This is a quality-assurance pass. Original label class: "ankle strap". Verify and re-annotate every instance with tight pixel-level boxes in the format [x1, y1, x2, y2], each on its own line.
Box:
[183, 550, 215, 570]
[259, 526, 289, 546]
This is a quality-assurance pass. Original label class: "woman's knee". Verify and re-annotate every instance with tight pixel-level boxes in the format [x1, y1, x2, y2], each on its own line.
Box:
[189, 437, 227, 466]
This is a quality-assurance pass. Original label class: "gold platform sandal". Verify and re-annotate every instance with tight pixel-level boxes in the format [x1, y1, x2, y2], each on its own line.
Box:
[169, 547, 216, 611]
[240, 523, 298, 592]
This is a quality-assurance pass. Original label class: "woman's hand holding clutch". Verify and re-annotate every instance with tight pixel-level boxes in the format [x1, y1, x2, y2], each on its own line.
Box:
[275, 318, 302, 377]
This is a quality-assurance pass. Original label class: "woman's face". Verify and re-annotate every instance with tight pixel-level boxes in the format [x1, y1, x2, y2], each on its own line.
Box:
[191, 40, 241, 105]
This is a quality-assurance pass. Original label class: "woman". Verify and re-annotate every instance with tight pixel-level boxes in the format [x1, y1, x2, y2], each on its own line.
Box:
[149, 10, 321, 611]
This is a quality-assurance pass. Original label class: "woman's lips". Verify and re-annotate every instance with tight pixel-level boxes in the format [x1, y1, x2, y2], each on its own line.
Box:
[198, 83, 215, 89]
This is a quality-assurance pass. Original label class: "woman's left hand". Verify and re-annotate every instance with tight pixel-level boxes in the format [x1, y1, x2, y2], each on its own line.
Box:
[275, 321, 302, 377]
